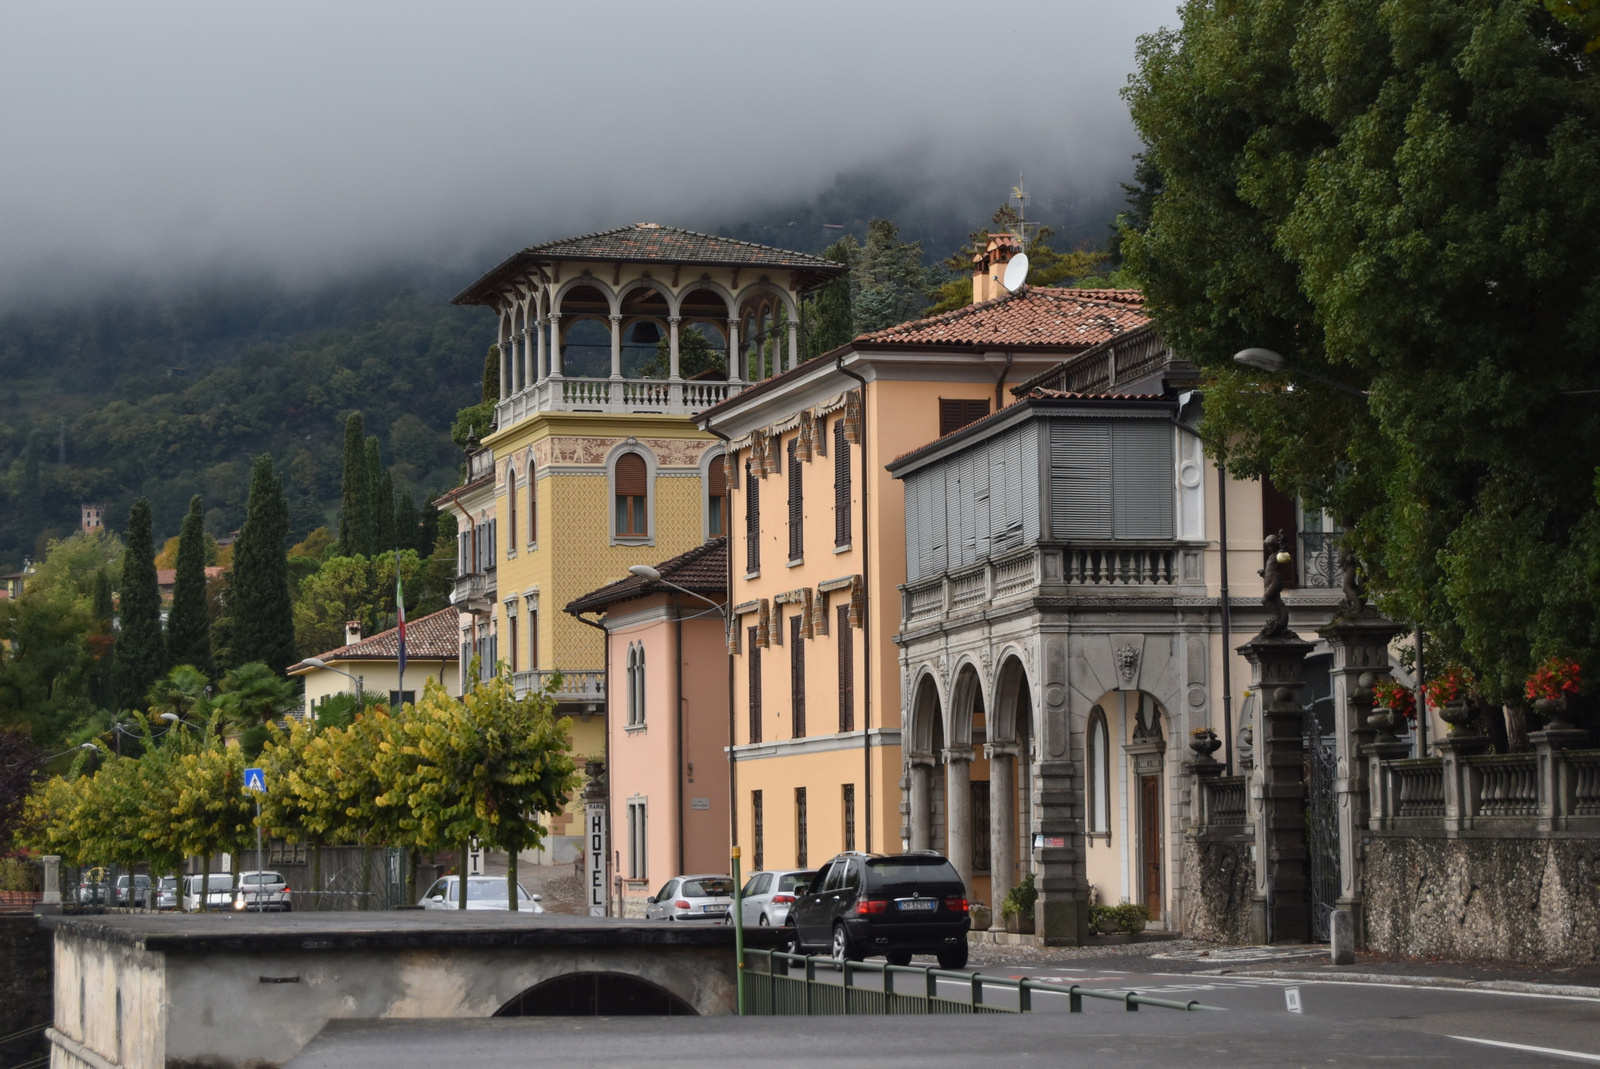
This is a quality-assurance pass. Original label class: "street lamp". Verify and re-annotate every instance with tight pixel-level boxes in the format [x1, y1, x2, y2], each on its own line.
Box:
[41, 742, 99, 762]
[1233, 348, 1368, 399]
[627, 564, 728, 619]
[299, 657, 364, 708]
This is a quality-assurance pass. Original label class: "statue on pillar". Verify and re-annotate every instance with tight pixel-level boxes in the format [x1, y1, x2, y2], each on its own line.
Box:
[1257, 531, 1291, 638]
[1337, 542, 1369, 619]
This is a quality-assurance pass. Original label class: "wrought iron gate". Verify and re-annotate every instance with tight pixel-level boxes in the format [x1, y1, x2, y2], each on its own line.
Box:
[1303, 711, 1340, 942]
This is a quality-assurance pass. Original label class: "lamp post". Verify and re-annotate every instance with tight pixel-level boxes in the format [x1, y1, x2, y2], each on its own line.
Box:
[299, 657, 364, 710]
[628, 564, 744, 1014]
[1232, 348, 1369, 399]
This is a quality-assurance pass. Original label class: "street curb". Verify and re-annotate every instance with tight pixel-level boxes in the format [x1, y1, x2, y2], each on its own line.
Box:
[1199, 968, 1600, 999]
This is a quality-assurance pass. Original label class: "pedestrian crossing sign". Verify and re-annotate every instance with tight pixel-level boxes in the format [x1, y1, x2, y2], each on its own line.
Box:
[243, 768, 266, 793]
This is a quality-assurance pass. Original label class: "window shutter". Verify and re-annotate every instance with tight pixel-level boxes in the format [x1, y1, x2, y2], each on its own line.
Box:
[992, 427, 1025, 551]
[726, 451, 739, 491]
[939, 397, 990, 437]
[747, 629, 762, 744]
[837, 603, 854, 732]
[745, 461, 760, 573]
[616, 452, 647, 496]
[708, 455, 728, 497]
[527, 456, 537, 544]
[1049, 419, 1112, 539]
[790, 615, 806, 738]
[834, 419, 851, 547]
[507, 464, 518, 548]
[787, 439, 803, 561]
[1111, 421, 1175, 539]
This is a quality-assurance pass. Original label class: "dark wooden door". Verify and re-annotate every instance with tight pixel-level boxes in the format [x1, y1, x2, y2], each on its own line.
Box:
[1139, 775, 1163, 918]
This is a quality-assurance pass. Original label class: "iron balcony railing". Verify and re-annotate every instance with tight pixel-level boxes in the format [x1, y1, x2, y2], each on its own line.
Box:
[742, 949, 1218, 1015]
[495, 376, 747, 425]
[512, 669, 606, 706]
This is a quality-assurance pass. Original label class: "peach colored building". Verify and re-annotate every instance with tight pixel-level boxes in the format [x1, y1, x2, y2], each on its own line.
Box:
[566, 538, 730, 917]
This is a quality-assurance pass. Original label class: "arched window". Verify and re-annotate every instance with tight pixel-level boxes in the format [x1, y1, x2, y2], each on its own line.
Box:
[1087, 707, 1111, 836]
[706, 452, 728, 539]
[615, 452, 648, 539]
[625, 643, 646, 727]
[506, 461, 518, 551]
[526, 452, 537, 547]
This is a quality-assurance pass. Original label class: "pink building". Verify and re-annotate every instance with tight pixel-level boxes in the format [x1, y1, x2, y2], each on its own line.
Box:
[566, 538, 729, 918]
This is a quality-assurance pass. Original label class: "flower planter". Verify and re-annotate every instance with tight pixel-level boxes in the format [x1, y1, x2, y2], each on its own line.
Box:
[1004, 910, 1034, 935]
[1439, 699, 1477, 736]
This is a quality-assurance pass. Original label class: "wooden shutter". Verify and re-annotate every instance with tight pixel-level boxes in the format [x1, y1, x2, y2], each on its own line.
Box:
[834, 419, 851, 547]
[745, 461, 761, 572]
[748, 628, 762, 743]
[939, 398, 990, 437]
[506, 463, 518, 548]
[616, 452, 647, 496]
[787, 439, 803, 561]
[1111, 420, 1175, 539]
[708, 453, 728, 537]
[837, 603, 854, 732]
[527, 455, 537, 545]
[790, 615, 806, 738]
[1049, 419, 1112, 539]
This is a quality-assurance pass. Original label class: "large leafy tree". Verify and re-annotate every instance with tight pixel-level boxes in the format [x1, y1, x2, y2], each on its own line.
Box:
[230, 456, 296, 673]
[0, 591, 97, 744]
[167, 495, 212, 675]
[1124, 0, 1600, 701]
[114, 498, 165, 710]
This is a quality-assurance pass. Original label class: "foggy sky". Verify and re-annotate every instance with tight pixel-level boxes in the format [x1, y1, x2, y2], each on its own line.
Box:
[0, 1, 1179, 306]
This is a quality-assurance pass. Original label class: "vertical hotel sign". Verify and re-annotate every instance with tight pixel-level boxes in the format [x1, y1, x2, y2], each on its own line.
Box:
[586, 801, 607, 916]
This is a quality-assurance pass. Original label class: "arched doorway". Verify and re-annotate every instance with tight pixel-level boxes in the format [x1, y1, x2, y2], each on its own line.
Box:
[987, 656, 1033, 924]
[494, 972, 698, 1016]
[947, 664, 985, 896]
[1081, 690, 1170, 924]
[907, 673, 945, 853]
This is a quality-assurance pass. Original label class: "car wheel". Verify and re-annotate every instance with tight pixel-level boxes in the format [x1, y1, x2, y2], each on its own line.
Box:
[886, 951, 913, 967]
[936, 944, 969, 971]
[831, 924, 862, 965]
[784, 921, 803, 956]
[758, 913, 769, 926]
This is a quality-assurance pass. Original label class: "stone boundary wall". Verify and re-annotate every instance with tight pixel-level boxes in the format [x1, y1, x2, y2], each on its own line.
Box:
[1363, 835, 1600, 965]
[1181, 835, 1254, 945]
[0, 915, 53, 1067]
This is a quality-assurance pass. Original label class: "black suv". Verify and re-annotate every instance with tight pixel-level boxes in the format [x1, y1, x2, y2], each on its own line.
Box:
[784, 851, 970, 970]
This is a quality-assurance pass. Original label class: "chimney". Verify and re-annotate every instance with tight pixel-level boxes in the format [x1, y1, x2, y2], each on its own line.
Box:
[345, 620, 363, 646]
[972, 232, 1024, 304]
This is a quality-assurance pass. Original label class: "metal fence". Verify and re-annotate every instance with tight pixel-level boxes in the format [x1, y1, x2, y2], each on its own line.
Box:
[742, 949, 1217, 1015]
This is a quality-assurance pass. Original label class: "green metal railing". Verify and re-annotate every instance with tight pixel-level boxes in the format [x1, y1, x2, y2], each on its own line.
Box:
[742, 949, 1220, 1016]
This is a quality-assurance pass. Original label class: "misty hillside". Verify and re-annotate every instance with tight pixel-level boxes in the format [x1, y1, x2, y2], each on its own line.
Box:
[0, 174, 1128, 569]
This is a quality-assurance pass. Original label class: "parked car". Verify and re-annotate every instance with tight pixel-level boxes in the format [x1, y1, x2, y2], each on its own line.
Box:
[232, 870, 292, 912]
[114, 874, 152, 907]
[76, 868, 111, 905]
[644, 875, 735, 922]
[785, 851, 971, 970]
[740, 869, 816, 928]
[181, 873, 235, 912]
[418, 876, 543, 911]
[156, 875, 179, 911]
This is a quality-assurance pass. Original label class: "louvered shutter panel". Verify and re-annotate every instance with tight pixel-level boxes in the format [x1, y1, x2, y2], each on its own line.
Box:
[992, 428, 1026, 551]
[790, 615, 806, 738]
[747, 629, 762, 743]
[1049, 420, 1112, 538]
[616, 453, 647, 496]
[507, 464, 518, 548]
[708, 453, 728, 537]
[788, 439, 803, 560]
[1111, 421, 1175, 538]
[528, 456, 537, 544]
[904, 475, 923, 582]
[971, 440, 992, 561]
[838, 603, 854, 732]
[939, 398, 991, 437]
[834, 420, 851, 547]
[745, 462, 761, 573]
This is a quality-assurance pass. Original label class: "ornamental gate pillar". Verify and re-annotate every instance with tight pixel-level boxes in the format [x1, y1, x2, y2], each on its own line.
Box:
[1239, 631, 1314, 944]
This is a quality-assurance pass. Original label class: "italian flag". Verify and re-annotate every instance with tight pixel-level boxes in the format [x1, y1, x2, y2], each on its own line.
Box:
[396, 572, 407, 679]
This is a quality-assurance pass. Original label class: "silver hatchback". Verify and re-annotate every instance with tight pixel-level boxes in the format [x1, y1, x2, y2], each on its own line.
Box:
[739, 869, 816, 928]
[644, 875, 735, 922]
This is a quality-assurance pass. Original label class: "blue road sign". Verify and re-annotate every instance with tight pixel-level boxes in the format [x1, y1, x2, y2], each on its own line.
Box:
[243, 767, 266, 793]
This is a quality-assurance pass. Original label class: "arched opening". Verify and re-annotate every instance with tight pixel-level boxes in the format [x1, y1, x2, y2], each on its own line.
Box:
[1081, 689, 1170, 925]
[557, 283, 613, 378]
[494, 972, 698, 1016]
[676, 285, 731, 380]
[988, 656, 1034, 920]
[948, 664, 987, 896]
[907, 674, 946, 854]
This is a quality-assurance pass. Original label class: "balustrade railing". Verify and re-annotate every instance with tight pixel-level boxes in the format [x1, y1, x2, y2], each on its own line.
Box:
[991, 550, 1037, 598]
[1200, 776, 1248, 827]
[1390, 760, 1446, 818]
[494, 376, 746, 425]
[949, 568, 987, 610]
[513, 668, 606, 705]
[1371, 746, 1600, 832]
[1065, 545, 1176, 586]
[1572, 753, 1600, 816]
[1465, 754, 1538, 817]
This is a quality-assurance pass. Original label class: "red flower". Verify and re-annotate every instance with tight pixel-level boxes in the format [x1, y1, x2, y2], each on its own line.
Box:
[1423, 665, 1476, 710]
[1370, 676, 1416, 720]
[1525, 657, 1580, 703]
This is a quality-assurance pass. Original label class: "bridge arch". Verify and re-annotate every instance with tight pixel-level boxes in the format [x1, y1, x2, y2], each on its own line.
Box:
[494, 971, 699, 1016]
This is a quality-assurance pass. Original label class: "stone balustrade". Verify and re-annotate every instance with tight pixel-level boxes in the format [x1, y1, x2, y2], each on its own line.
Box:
[1369, 737, 1600, 835]
[513, 668, 606, 706]
[495, 377, 745, 423]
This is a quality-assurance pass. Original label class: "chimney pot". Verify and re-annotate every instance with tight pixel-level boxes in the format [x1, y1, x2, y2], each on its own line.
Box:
[973, 232, 1024, 304]
[345, 620, 363, 646]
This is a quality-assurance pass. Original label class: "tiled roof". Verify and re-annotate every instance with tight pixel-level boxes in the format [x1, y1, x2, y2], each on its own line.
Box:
[855, 286, 1147, 349]
[524, 224, 846, 271]
[565, 538, 727, 615]
[156, 566, 225, 587]
[291, 606, 460, 669]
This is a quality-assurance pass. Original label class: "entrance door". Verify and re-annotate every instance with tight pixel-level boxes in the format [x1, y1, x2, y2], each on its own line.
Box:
[1138, 775, 1162, 919]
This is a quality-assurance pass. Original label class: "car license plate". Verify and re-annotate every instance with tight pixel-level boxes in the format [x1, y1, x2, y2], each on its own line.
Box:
[896, 899, 936, 911]
[702, 904, 727, 913]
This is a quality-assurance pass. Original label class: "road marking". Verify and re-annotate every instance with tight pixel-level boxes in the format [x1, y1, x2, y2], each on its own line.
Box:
[1448, 1035, 1600, 1063]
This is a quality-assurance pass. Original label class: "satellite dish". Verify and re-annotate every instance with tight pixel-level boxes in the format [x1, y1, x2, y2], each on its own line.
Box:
[1001, 253, 1030, 294]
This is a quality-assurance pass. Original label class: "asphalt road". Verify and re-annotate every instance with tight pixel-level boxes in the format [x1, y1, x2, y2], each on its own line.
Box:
[288, 958, 1600, 1068]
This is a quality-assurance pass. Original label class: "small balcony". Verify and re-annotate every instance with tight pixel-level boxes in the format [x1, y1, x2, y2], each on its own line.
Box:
[450, 571, 495, 616]
[513, 668, 606, 707]
[496, 376, 747, 424]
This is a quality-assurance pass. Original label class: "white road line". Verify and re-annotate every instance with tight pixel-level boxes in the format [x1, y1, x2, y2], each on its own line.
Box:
[1448, 1035, 1600, 1063]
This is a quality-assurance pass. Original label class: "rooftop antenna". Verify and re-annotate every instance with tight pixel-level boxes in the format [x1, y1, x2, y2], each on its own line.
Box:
[1010, 176, 1041, 251]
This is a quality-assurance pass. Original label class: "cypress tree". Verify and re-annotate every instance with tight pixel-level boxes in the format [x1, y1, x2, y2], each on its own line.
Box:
[167, 495, 212, 675]
[394, 489, 418, 557]
[483, 345, 500, 402]
[89, 567, 116, 710]
[375, 468, 396, 552]
[114, 498, 165, 709]
[231, 456, 296, 673]
[339, 412, 372, 556]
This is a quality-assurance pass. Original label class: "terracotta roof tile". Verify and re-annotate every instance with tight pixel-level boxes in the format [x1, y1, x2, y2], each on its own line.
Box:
[294, 606, 460, 669]
[565, 538, 727, 615]
[523, 224, 846, 271]
[855, 286, 1147, 348]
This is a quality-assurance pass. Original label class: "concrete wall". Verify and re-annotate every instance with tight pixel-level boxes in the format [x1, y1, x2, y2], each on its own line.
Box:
[50, 928, 167, 1069]
[1180, 835, 1255, 945]
[0, 915, 53, 1066]
[1363, 835, 1600, 965]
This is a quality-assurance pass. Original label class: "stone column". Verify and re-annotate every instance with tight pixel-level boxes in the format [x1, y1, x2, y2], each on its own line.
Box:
[522, 320, 535, 389]
[38, 855, 61, 914]
[985, 742, 1018, 927]
[536, 315, 548, 382]
[609, 314, 624, 381]
[1438, 732, 1490, 834]
[1318, 612, 1404, 947]
[548, 313, 564, 379]
[1532, 727, 1589, 833]
[499, 313, 511, 398]
[668, 316, 683, 382]
[1239, 631, 1314, 944]
[943, 745, 974, 893]
[787, 318, 799, 371]
[510, 318, 523, 394]
[727, 319, 742, 384]
[908, 755, 934, 851]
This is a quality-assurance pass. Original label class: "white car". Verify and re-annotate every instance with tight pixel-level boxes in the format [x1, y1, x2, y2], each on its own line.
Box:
[233, 870, 292, 912]
[419, 876, 544, 911]
[739, 869, 817, 927]
[182, 872, 235, 912]
[644, 875, 735, 922]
